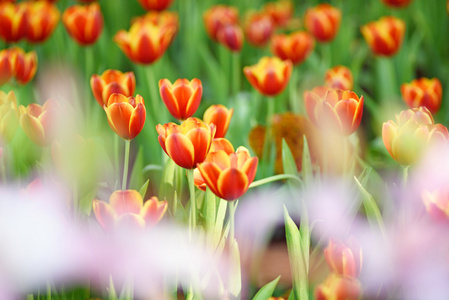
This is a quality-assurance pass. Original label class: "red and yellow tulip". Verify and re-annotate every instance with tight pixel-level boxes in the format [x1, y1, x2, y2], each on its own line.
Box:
[203, 5, 239, 42]
[262, 0, 293, 28]
[400, 78, 442, 114]
[244, 56, 292, 97]
[90, 69, 136, 107]
[243, 11, 275, 47]
[324, 238, 362, 278]
[25, 0, 59, 43]
[0, 50, 13, 85]
[159, 78, 202, 121]
[271, 31, 315, 65]
[137, 0, 173, 11]
[304, 4, 341, 43]
[304, 87, 364, 136]
[361, 16, 405, 57]
[315, 273, 361, 300]
[104, 94, 146, 141]
[217, 23, 244, 52]
[62, 3, 104, 46]
[9, 47, 38, 85]
[203, 104, 233, 139]
[325, 66, 353, 91]
[382, 0, 412, 7]
[0, 2, 27, 43]
[93, 190, 167, 230]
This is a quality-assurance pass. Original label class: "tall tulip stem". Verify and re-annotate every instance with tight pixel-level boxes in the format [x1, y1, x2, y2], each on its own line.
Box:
[262, 97, 275, 175]
[229, 200, 237, 243]
[145, 66, 160, 124]
[289, 67, 299, 113]
[187, 169, 196, 234]
[122, 140, 131, 190]
[232, 52, 240, 98]
[402, 166, 409, 187]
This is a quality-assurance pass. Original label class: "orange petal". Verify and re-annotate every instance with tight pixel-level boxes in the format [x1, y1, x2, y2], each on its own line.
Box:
[140, 197, 167, 226]
[217, 168, 248, 200]
[93, 199, 117, 230]
[185, 127, 211, 165]
[165, 132, 195, 168]
[197, 162, 222, 197]
[109, 190, 143, 216]
[117, 213, 146, 229]
[128, 103, 146, 140]
[105, 102, 134, 140]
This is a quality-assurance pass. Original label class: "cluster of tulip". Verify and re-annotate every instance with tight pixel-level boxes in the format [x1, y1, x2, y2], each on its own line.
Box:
[0, 47, 37, 85]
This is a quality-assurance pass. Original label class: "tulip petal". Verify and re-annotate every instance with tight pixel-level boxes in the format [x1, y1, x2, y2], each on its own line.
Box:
[165, 132, 195, 168]
[186, 127, 211, 165]
[109, 190, 143, 216]
[197, 162, 222, 197]
[117, 213, 146, 229]
[128, 103, 146, 140]
[93, 199, 117, 230]
[217, 168, 248, 200]
[20, 114, 45, 146]
[185, 84, 202, 119]
[105, 102, 134, 140]
[140, 197, 167, 226]
[241, 157, 258, 185]
[333, 98, 358, 135]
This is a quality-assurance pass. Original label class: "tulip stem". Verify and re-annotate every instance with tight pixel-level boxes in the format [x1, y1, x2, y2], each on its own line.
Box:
[187, 169, 196, 234]
[289, 67, 299, 113]
[145, 66, 160, 124]
[232, 52, 240, 99]
[402, 166, 409, 187]
[229, 200, 236, 243]
[122, 140, 131, 190]
[262, 97, 275, 175]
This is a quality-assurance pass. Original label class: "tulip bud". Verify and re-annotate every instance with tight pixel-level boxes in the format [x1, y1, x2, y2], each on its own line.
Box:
[305, 4, 341, 43]
[325, 66, 353, 91]
[324, 237, 363, 278]
[271, 31, 315, 65]
[90, 69, 136, 107]
[159, 78, 202, 121]
[137, 0, 173, 11]
[382, 0, 412, 8]
[203, 5, 239, 42]
[217, 23, 244, 52]
[0, 2, 27, 43]
[400, 78, 442, 114]
[315, 273, 361, 300]
[263, 0, 293, 28]
[25, 1, 60, 43]
[9, 47, 38, 85]
[243, 11, 275, 47]
[203, 104, 233, 139]
[361, 16, 405, 57]
[62, 3, 103, 46]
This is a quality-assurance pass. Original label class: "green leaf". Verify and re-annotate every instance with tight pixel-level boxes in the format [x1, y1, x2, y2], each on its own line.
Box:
[301, 135, 313, 186]
[282, 139, 299, 177]
[229, 239, 241, 298]
[252, 275, 281, 300]
[129, 146, 144, 191]
[139, 179, 150, 199]
[205, 188, 216, 245]
[159, 158, 176, 206]
[78, 189, 97, 216]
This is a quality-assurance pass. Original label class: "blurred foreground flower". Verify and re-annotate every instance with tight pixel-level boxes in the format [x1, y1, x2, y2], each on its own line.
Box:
[382, 107, 449, 166]
[244, 56, 292, 96]
[262, 0, 293, 28]
[156, 117, 215, 169]
[0, 91, 19, 144]
[304, 87, 364, 136]
[325, 66, 353, 91]
[382, 0, 412, 7]
[93, 190, 167, 230]
[197, 147, 257, 201]
[203, 5, 239, 41]
[304, 4, 341, 43]
[422, 189, 449, 223]
[315, 273, 361, 300]
[0, 2, 27, 43]
[361, 16, 405, 57]
[104, 94, 146, 140]
[62, 3, 103, 46]
[243, 11, 275, 47]
[90, 69, 136, 107]
[114, 11, 178, 64]
[19, 99, 58, 146]
[271, 31, 315, 65]
[137, 0, 173, 11]
[203, 104, 233, 138]
[400, 77, 442, 114]
[25, 0, 59, 43]
[159, 78, 202, 121]
[324, 237, 362, 278]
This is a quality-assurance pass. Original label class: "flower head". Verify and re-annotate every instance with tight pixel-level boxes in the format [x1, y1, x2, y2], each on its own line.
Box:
[8, 47, 38, 85]
[243, 11, 275, 47]
[0, 2, 27, 43]
[137, 0, 173, 11]
[203, 5, 239, 41]
[217, 23, 244, 52]
[324, 237, 363, 278]
[203, 104, 233, 139]
[361, 16, 405, 57]
[315, 273, 361, 300]
[62, 3, 103, 46]
[25, 1, 59, 43]
[325, 66, 353, 91]
[400, 78, 442, 114]
[159, 78, 202, 121]
[271, 31, 315, 65]
[422, 189, 449, 223]
[90, 69, 136, 107]
[304, 4, 341, 42]
[262, 0, 293, 28]
[382, 0, 412, 7]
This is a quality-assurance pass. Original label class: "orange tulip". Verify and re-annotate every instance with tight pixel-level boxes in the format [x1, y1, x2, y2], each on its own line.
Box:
[114, 11, 178, 65]
[382, 107, 449, 166]
[315, 273, 361, 300]
[0, 91, 19, 144]
[422, 189, 449, 223]
[361, 16, 405, 57]
[244, 56, 292, 96]
[217, 23, 244, 52]
[194, 137, 235, 191]
[104, 94, 146, 140]
[304, 4, 341, 43]
[0, 49, 13, 85]
[382, 0, 412, 7]
[62, 3, 103, 46]
[137, 0, 173, 11]
[93, 190, 167, 230]
[19, 99, 58, 147]
[0, 2, 27, 43]
[324, 238, 362, 278]
[243, 11, 275, 47]
[25, 1, 60, 43]
[263, 0, 293, 28]
[304, 87, 364, 136]
[203, 5, 239, 42]
[197, 146, 258, 201]
[203, 104, 233, 139]
[90, 69, 136, 107]
[156, 117, 216, 169]
[271, 31, 315, 65]
[8, 47, 38, 85]
[325, 65, 353, 91]
[400, 78, 442, 114]
[159, 78, 202, 121]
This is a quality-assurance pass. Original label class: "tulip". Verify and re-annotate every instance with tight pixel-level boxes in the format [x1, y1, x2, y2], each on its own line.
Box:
[243, 11, 275, 47]
[0, 91, 19, 144]
[304, 87, 364, 136]
[271, 31, 315, 65]
[382, 107, 449, 166]
[194, 137, 235, 191]
[8, 47, 38, 85]
[217, 23, 244, 52]
[0, 2, 27, 43]
[400, 78, 442, 114]
[263, 0, 293, 28]
[325, 66, 353, 91]
[244, 56, 292, 96]
[197, 146, 258, 201]
[156, 117, 216, 169]
[382, 0, 412, 7]
[19, 99, 58, 146]
[361, 16, 405, 57]
[324, 238, 362, 278]
[203, 104, 233, 139]
[422, 189, 449, 223]
[25, 1, 60, 43]
[62, 3, 103, 46]
[137, 0, 173, 11]
[203, 5, 239, 41]
[159, 78, 202, 121]
[0, 50, 13, 85]
[114, 11, 178, 64]
[315, 273, 361, 300]
[304, 4, 341, 43]
[139, 10, 179, 32]
[90, 69, 136, 107]
[93, 190, 167, 230]
[104, 94, 146, 141]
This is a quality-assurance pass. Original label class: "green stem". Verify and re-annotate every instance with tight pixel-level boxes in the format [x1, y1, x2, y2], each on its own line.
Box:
[205, 188, 216, 244]
[402, 165, 409, 187]
[249, 174, 301, 188]
[375, 57, 398, 105]
[187, 169, 196, 233]
[232, 52, 240, 98]
[228, 200, 236, 243]
[122, 140, 131, 190]
[262, 97, 275, 176]
[289, 67, 299, 113]
[145, 65, 160, 123]
[85, 46, 95, 121]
